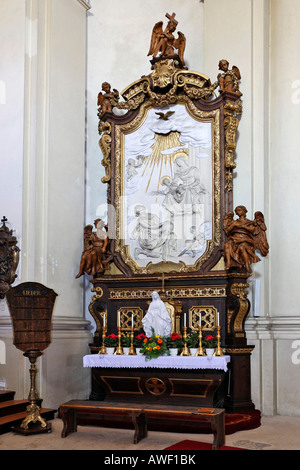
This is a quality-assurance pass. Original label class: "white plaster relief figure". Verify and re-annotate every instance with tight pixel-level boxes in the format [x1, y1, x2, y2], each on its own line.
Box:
[142, 291, 172, 337]
[131, 204, 173, 259]
[172, 156, 207, 213]
[151, 176, 184, 216]
[179, 225, 205, 257]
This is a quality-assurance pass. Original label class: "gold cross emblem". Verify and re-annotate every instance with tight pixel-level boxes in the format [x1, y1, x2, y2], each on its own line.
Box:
[145, 378, 166, 395]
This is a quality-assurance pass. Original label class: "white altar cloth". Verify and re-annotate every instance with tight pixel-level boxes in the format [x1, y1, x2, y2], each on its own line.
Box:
[83, 354, 230, 372]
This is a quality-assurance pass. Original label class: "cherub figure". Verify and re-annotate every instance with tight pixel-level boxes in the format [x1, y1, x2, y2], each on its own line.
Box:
[217, 59, 242, 96]
[126, 156, 145, 181]
[223, 206, 269, 272]
[97, 82, 119, 116]
[76, 219, 112, 278]
[148, 12, 186, 66]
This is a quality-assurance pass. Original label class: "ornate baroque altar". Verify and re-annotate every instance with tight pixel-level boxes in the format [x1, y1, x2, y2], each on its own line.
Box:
[78, 13, 269, 412]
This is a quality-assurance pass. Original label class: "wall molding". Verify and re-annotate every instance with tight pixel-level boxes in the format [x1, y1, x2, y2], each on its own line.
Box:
[77, 0, 91, 10]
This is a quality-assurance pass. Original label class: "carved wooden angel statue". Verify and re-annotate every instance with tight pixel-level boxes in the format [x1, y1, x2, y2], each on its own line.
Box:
[223, 206, 269, 272]
[97, 81, 119, 116]
[76, 219, 112, 278]
[217, 59, 242, 96]
[148, 12, 186, 66]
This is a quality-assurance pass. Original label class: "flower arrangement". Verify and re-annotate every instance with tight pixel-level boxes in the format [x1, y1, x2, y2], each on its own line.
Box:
[203, 334, 217, 348]
[121, 333, 131, 347]
[140, 334, 169, 360]
[133, 333, 147, 348]
[186, 330, 199, 348]
[166, 332, 184, 349]
[103, 333, 118, 347]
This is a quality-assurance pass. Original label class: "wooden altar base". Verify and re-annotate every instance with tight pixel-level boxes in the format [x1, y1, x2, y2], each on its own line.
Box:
[89, 367, 228, 408]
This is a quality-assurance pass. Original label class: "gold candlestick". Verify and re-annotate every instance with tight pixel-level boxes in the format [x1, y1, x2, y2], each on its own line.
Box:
[196, 326, 205, 356]
[99, 325, 107, 354]
[214, 325, 223, 356]
[128, 325, 136, 355]
[114, 326, 124, 355]
[180, 326, 190, 356]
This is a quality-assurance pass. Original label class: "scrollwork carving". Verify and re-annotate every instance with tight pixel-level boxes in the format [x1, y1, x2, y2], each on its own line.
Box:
[0, 216, 20, 298]
[99, 121, 111, 184]
[223, 99, 243, 191]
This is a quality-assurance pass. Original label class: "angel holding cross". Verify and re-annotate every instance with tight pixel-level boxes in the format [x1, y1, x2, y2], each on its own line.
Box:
[147, 12, 186, 66]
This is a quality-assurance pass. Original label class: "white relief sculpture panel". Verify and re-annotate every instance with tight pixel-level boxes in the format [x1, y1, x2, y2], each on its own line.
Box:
[123, 104, 213, 267]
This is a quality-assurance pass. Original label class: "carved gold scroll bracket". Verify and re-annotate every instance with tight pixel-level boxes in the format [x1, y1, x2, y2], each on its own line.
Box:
[227, 282, 250, 339]
[98, 122, 112, 184]
[223, 99, 243, 192]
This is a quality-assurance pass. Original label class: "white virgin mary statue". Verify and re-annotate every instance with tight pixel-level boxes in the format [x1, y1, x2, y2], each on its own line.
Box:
[142, 291, 172, 337]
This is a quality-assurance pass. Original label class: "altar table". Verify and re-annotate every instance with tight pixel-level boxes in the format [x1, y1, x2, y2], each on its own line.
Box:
[83, 354, 230, 408]
[83, 354, 230, 371]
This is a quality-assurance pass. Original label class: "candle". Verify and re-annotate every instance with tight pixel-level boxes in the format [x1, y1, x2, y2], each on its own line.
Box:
[184, 313, 186, 327]
[131, 313, 134, 328]
[118, 311, 120, 327]
[199, 312, 201, 328]
[217, 311, 219, 326]
[103, 313, 106, 328]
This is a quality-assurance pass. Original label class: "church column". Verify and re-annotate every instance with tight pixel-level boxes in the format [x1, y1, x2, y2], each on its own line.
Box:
[204, 0, 272, 412]
[267, 0, 300, 416]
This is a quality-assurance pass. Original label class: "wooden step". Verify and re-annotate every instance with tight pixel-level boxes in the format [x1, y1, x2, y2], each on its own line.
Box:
[0, 399, 29, 417]
[0, 407, 56, 435]
[0, 390, 15, 402]
[0, 390, 56, 435]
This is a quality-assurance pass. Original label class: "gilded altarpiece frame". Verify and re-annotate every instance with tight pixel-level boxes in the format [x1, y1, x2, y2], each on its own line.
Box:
[81, 16, 265, 412]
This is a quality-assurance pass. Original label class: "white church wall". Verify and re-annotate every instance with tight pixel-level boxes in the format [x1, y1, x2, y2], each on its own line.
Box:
[0, 0, 27, 401]
[248, 0, 300, 417]
[0, 0, 92, 408]
[0, 1, 25, 310]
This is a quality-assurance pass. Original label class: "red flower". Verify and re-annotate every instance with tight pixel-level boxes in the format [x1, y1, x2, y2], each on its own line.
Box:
[171, 332, 180, 341]
[205, 335, 215, 341]
[136, 333, 146, 341]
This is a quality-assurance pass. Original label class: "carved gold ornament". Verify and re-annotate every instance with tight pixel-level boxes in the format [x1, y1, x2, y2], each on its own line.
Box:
[145, 378, 166, 395]
[113, 95, 220, 275]
[109, 286, 226, 300]
[223, 99, 243, 191]
[118, 307, 143, 331]
[99, 122, 112, 184]
[189, 306, 218, 331]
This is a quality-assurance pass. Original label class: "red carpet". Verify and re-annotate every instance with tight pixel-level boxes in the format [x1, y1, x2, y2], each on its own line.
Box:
[164, 439, 246, 451]
[225, 410, 261, 434]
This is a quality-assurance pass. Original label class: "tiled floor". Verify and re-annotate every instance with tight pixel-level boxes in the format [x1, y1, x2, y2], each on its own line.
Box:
[0, 414, 299, 451]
